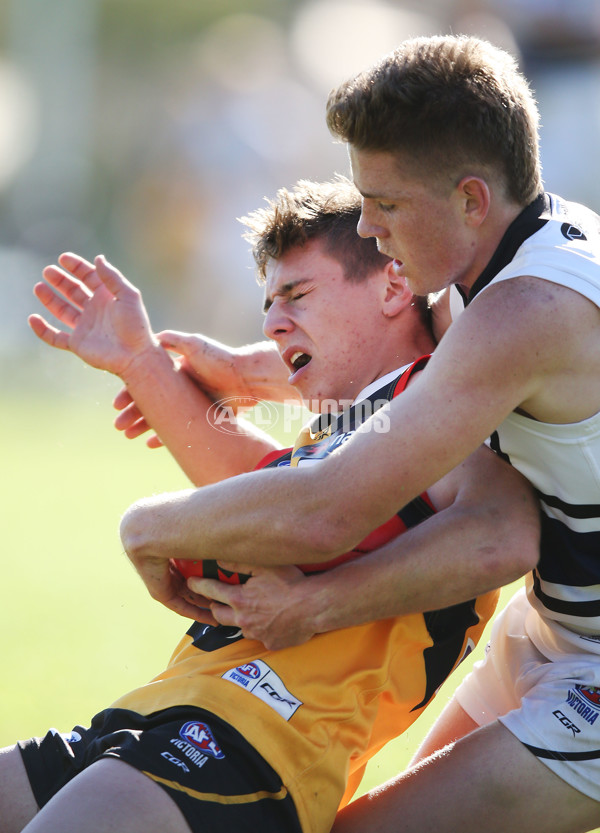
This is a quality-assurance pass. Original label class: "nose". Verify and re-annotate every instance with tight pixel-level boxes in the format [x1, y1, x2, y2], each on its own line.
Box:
[263, 300, 293, 341]
[357, 203, 388, 240]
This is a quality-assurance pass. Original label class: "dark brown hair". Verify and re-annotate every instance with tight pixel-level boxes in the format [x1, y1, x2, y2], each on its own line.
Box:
[240, 175, 390, 284]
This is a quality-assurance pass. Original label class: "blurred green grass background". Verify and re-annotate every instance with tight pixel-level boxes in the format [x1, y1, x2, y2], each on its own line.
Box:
[2, 372, 519, 797]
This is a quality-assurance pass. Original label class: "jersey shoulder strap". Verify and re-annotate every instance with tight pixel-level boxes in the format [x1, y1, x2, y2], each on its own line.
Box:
[391, 354, 431, 397]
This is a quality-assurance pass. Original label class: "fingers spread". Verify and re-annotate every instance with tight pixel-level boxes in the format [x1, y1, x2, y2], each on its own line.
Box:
[57, 252, 102, 291]
[94, 254, 138, 299]
[34, 278, 85, 329]
[27, 314, 71, 350]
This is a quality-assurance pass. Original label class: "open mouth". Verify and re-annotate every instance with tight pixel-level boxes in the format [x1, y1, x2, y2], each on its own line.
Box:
[290, 351, 311, 370]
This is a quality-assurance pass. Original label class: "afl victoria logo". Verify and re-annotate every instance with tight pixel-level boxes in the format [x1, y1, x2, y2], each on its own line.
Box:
[179, 721, 225, 759]
[236, 662, 261, 679]
[575, 684, 600, 710]
[560, 223, 586, 242]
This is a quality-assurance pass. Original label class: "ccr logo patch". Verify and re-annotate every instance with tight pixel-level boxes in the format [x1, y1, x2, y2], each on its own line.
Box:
[222, 659, 303, 720]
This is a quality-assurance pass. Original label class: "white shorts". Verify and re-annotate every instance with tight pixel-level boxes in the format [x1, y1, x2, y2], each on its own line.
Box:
[455, 588, 600, 802]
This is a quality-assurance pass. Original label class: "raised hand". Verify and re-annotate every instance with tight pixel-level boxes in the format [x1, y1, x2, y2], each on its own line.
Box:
[28, 252, 157, 377]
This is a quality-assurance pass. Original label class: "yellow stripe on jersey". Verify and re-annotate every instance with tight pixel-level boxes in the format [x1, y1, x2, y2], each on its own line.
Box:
[141, 770, 289, 804]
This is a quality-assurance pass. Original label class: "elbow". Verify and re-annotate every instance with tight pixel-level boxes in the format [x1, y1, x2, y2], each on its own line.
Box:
[483, 517, 541, 587]
[512, 527, 541, 579]
[120, 500, 154, 559]
[506, 508, 542, 579]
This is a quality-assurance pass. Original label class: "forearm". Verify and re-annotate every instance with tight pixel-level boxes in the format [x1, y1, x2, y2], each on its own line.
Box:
[120, 462, 347, 567]
[120, 312, 543, 568]
[120, 344, 278, 486]
[280, 499, 539, 634]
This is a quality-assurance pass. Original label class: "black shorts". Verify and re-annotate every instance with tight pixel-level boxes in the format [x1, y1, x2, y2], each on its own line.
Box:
[19, 705, 302, 833]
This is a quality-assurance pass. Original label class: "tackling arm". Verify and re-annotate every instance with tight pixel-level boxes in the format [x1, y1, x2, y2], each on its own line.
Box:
[119, 277, 594, 610]
[188, 445, 540, 648]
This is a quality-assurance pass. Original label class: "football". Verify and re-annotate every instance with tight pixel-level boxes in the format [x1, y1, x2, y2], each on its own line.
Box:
[172, 558, 250, 584]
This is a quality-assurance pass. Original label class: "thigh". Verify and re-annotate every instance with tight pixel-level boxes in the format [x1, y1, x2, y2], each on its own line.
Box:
[333, 722, 600, 833]
[21, 758, 190, 833]
[409, 696, 479, 765]
[0, 745, 39, 833]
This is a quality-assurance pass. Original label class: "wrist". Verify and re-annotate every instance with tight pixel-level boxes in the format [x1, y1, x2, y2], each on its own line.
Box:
[119, 339, 173, 387]
[295, 572, 337, 636]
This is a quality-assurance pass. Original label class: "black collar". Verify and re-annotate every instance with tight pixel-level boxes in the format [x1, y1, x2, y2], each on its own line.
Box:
[466, 192, 551, 304]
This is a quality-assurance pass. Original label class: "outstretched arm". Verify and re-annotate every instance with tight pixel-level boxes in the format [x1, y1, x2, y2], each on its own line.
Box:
[29, 253, 278, 485]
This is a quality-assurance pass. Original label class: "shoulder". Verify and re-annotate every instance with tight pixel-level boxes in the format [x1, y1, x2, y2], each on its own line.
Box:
[439, 275, 600, 423]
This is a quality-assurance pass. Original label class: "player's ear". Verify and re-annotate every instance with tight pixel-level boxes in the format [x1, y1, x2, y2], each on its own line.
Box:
[455, 176, 490, 227]
[382, 260, 413, 318]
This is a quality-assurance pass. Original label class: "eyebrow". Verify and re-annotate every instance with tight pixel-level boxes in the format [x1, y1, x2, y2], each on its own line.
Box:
[263, 279, 308, 313]
[359, 188, 397, 201]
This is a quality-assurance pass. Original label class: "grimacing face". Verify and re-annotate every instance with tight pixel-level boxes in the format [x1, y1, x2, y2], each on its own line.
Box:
[262, 238, 396, 411]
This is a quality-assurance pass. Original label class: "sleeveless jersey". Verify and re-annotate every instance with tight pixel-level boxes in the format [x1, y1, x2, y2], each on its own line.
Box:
[110, 358, 498, 833]
[467, 192, 600, 653]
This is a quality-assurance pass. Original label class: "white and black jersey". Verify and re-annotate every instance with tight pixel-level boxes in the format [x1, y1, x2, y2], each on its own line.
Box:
[466, 193, 600, 650]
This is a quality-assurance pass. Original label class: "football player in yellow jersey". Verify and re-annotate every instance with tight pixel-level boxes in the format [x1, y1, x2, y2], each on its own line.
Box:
[5, 178, 539, 833]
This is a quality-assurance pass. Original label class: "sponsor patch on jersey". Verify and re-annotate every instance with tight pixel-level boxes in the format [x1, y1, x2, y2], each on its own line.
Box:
[232, 662, 261, 679]
[565, 685, 600, 725]
[178, 721, 225, 759]
[560, 222, 587, 242]
[222, 659, 302, 720]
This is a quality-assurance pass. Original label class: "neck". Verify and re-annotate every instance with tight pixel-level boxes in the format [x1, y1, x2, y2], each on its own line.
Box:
[364, 330, 436, 394]
[458, 199, 525, 294]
